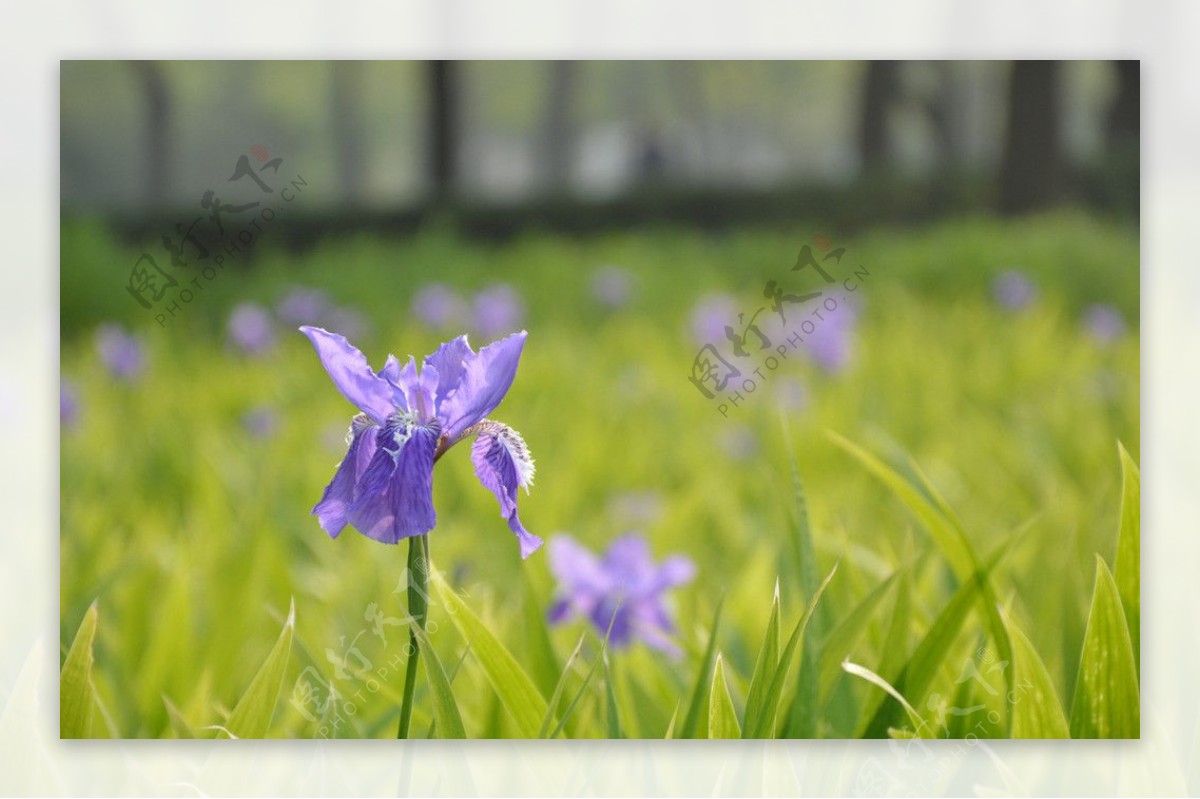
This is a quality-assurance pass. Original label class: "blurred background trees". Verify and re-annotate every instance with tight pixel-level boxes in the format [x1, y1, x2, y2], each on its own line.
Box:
[62, 60, 1138, 228]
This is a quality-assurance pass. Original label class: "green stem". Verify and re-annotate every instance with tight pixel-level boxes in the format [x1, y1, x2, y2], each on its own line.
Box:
[397, 534, 429, 739]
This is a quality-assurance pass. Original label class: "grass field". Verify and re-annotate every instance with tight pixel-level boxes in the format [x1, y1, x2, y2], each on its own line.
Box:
[59, 210, 1139, 739]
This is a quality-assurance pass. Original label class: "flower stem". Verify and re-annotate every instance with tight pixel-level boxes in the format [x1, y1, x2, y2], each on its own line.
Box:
[397, 534, 429, 739]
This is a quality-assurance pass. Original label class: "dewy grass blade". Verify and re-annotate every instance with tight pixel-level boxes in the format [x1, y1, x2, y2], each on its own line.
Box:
[432, 569, 548, 737]
[60, 601, 99, 739]
[1069, 556, 1140, 738]
[1001, 609, 1069, 738]
[224, 599, 294, 739]
[741, 583, 781, 737]
[680, 596, 725, 739]
[708, 654, 741, 739]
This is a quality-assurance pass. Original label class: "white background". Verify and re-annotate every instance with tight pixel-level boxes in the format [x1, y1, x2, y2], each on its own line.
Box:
[3, 1, 1195, 795]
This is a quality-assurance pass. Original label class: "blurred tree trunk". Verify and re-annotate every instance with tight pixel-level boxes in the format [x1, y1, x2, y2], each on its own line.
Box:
[426, 60, 458, 202]
[999, 60, 1064, 215]
[330, 61, 364, 205]
[541, 61, 575, 191]
[857, 61, 900, 174]
[131, 61, 170, 204]
[1106, 60, 1140, 150]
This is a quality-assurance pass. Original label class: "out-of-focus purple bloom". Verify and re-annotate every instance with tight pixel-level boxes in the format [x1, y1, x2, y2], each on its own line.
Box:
[300, 326, 540, 557]
[718, 423, 759, 461]
[276, 287, 333, 327]
[689, 293, 738, 344]
[992, 270, 1038, 311]
[242, 406, 279, 439]
[591, 266, 634, 310]
[61, 379, 79, 427]
[325, 306, 369, 341]
[227, 303, 276, 355]
[413, 284, 467, 330]
[1083, 304, 1126, 344]
[607, 491, 664, 527]
[473, 285, 526, 341]
[547, 534, 695, 655]
[802, 301, 857, 373]
[772, 377, 808, 413]
[94, 323, 144, 380]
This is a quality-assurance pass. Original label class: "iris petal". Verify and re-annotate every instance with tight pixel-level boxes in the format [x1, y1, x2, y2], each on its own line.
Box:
[347, 422, 439, 544]
[471, 428, 542, 558]
[438, 331, 527, 439]
[311, 417, 378, 537]
[300, 326, 396, 424]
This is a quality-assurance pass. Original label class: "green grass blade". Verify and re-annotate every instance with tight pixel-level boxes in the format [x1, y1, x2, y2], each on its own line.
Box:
[1069, 556, 1140, 738]
[818, 570, 899, 702]
[604, 655, 622, 739]
[744, 565, 837, 738]
[162, 696, 195, 739]
[841, 660, 924, 733]
[708, 655, 741, 739]
[1114, 442, 1140, 670]
[679, 596, 724, 739]
[410, 625, 467, 739]
[432, 570, 548, 738]
[537, 634, 586, 738]
[1000, 609, 1069, 738]
[523, 580, 562, 697]
[224, 599, 294, 739]
[863, 535, 1017, 737]
[60, 600, 99, 738]
[828, 432, 974, 580]
[741, 583, 780, 736]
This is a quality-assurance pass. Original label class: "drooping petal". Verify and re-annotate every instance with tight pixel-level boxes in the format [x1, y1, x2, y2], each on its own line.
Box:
[311, 415, 379, 537]
[300, 326, 396, 424]
[347, 420, 439, 544]
[437, 331, 527, 439]
[424, 335, 473, 415]
[471, 426, 541, 557]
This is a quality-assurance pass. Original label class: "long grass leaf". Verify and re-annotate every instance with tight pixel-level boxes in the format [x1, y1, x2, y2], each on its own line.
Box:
[224, 599, 294, 739]
[1069, 556, 1140, 738]
[60, 601, 99, 738]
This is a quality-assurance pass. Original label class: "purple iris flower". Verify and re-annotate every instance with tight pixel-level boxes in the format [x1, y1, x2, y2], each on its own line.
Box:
[689, 293, 738, 344]
[591, 266, 634, 310]
[472, 285, 526, 341]
[242, 406, 280, 440]
[61, 379, 80, 427]
[94, 324, 144, 380]
[548, 534, 695, 655]
[413, 284, 467, 330]
[276, 287, 332, 327]
[300, 326, 541, 557]
[1083, 304, 1126, 344]
[227, 303, 276, 356]
[992, 270, 1037, 311]
[802, 301, 857, 373]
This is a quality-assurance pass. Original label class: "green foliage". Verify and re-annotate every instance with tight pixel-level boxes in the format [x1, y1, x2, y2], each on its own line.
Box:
[222, 600, 294, 739]
[60, 601, 99, 738]
[59, 215, 1139, 737]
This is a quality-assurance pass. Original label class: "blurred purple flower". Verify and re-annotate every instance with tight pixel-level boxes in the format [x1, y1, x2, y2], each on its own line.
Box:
[802, 301, 857, 373]
[607, 491, 664, 526]
[548, 534, 695, 655]
[1083, 304, 1126, 344]
[472, 285, 526, 340]
[300, 326, 540, 556]
[94, 323, 144, 380]
[325, 306, 369, 341]
[242, 406, 280, 440]
[61, 379, 79, 427]
[689, 293, 738, 344]
[772, 377, 808, 413]
[412, 283, 467, 330]
[717, 423, 759, 461]
[992, 270, 1038, 311]
[227, 303, 276, 356]
[276, 287, 332, 327]
[591, 266, 634, 310]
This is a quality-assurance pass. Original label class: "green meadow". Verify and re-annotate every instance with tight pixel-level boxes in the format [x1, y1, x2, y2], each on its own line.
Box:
[59, 210, 1139, 739]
